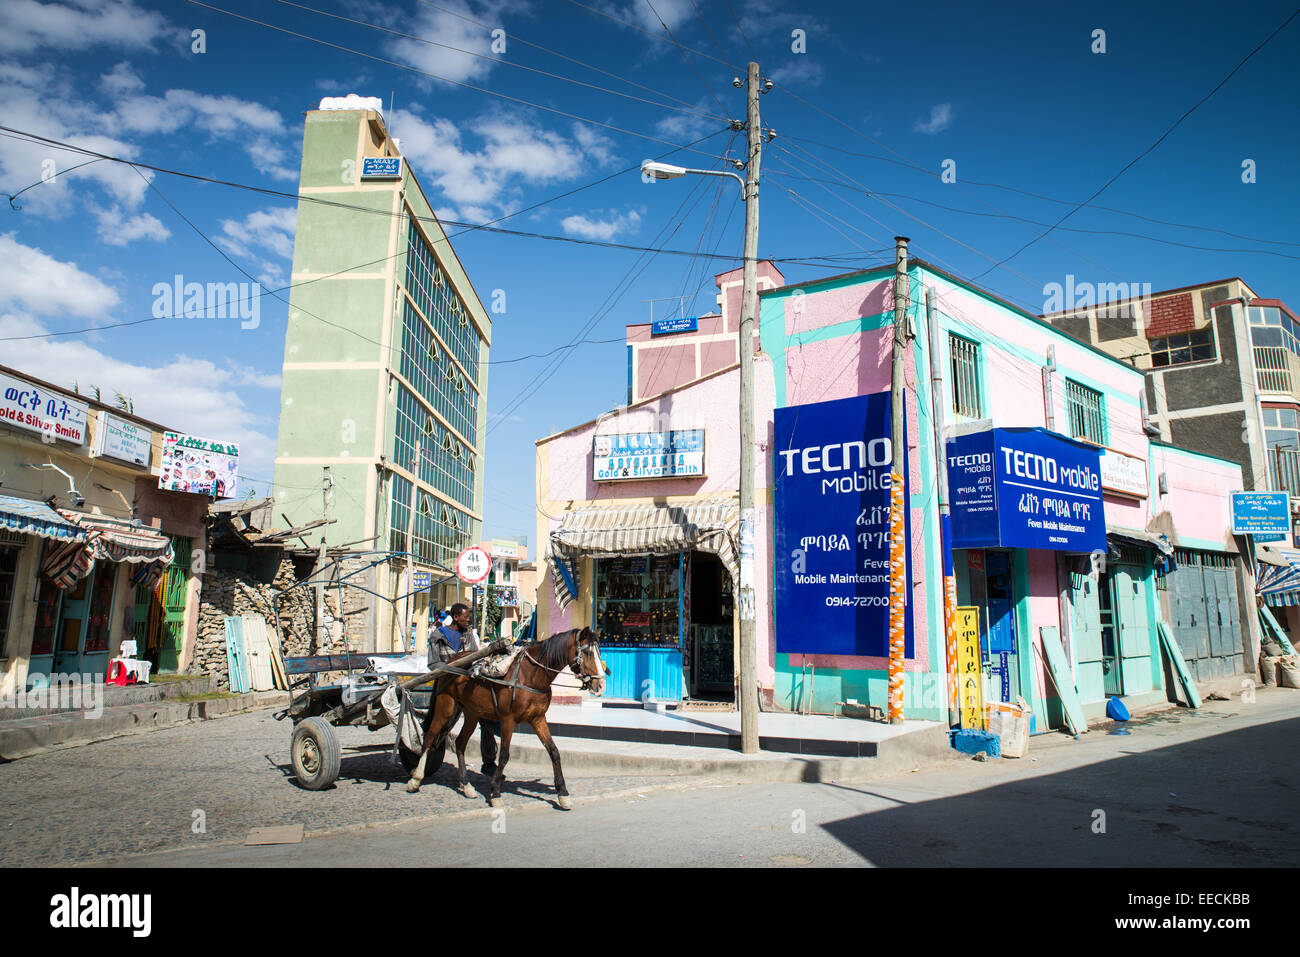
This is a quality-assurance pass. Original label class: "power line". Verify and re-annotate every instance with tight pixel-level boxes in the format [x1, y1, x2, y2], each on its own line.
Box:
[565, 0, 733, 67]
[488, 337, 625, 364]
[275, 0, 726, 122]
[186, 0, 727, 156]
[971, 6, 1300, 279]
[641, 0, 733, 118]
[721, 0, 759, 62]
[687, 0, 740, 72]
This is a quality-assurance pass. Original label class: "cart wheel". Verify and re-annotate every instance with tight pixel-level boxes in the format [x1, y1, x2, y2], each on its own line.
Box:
[291, 717, 341, 790]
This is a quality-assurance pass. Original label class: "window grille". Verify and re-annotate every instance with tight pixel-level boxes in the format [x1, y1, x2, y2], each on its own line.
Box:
[948, 334, 983, 417]
[1065, 379, 1107, 444]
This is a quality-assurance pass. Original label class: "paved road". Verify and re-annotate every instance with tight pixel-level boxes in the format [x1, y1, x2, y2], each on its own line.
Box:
[0, 710, 692, 867]
[74, 688, 1300, 868]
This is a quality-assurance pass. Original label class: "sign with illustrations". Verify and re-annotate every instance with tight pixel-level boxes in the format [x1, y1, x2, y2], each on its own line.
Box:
[0, 371, 88, 444]
[773, 391, 911, 657]
[593, 430, 705, 481]
[158, 432, 239, 498]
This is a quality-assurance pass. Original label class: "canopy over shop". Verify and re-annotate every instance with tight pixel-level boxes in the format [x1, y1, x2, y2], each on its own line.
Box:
[549, 497, 739, 701]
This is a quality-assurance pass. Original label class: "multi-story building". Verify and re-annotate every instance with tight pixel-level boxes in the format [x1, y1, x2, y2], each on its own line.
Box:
[1044, 278, 1300, 635]
[0, 363, 209, 695]
[273, 96, 492, 652]
[483, 537, 528, 638]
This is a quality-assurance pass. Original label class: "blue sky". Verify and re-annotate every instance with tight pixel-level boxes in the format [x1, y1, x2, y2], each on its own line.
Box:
[1, 0, 1297, 544]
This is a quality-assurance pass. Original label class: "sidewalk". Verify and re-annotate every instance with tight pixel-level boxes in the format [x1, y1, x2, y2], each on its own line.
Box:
[0, 677, 288, 761]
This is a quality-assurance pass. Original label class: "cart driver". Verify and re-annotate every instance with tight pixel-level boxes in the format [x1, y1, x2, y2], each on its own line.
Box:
[430, 602, 498, 778]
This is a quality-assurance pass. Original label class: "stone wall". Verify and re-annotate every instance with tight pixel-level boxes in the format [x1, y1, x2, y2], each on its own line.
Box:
[193, 554, 379, 689]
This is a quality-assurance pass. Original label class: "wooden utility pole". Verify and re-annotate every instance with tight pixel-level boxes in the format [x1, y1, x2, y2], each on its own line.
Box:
[737, 61, 764, 753]
[403, 440, 420, 653]
[888, 237, 910, 724]
[315, 466, 332, 647]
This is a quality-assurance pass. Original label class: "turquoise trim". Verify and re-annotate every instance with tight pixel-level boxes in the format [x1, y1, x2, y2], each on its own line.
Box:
[1176, 535, 1237, 553]
[1149, 440, 1244, 468]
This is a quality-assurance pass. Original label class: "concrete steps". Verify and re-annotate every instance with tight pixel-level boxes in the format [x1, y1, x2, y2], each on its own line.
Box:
[0, 675, 213, 720]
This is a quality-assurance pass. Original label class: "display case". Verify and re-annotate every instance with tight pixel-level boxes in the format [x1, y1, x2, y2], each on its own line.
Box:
[594, 554, 682, 648]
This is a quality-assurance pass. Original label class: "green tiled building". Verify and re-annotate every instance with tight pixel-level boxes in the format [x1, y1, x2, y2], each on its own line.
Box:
[274, 97, 491, 650]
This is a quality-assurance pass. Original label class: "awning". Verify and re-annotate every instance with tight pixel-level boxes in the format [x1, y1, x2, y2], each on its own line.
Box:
[57, 510, 175, 564]
[40, 511, 175, 591]
[549, 497, 739, 610]
[1107, 525, 1174, 557]
[0, 493, 85, 542]
[1255, 545, 1300, 604]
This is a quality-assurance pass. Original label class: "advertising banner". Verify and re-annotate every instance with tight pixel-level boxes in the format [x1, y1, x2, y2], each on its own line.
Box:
[1230, 491, 1289, 537]
[593, 430, 705, 481]
[773, 391, 911, 657]
[361, 156, 402, 179]
[0, 371, 88, 444]
[159, 432, 239, 498]
[94, 412, 151, 467]
[948, 428, 1105, 553]
[1100, 447, 1148, 499]
[651, 317, 698, 335]
[954, 606, 985, 730]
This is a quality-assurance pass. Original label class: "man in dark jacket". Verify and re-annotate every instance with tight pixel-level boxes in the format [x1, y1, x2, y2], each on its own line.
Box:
[430, 602, 498, 777]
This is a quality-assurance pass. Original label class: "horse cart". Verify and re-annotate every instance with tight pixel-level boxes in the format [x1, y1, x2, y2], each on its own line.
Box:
[275, 641, 507, 790]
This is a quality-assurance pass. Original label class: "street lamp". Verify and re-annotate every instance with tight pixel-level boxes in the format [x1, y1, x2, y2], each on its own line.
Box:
[638, 62, 763, 753]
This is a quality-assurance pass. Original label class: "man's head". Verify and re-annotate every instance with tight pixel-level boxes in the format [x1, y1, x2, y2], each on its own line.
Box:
[450, 602, 471, 630]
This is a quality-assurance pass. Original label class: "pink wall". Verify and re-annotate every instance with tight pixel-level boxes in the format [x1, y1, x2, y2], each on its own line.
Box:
[1149, 445, 1243, 547]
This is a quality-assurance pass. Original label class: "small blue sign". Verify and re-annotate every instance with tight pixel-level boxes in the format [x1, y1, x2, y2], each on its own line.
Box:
[361, 156, 403, 179]
[948, 428, 1106, 553]
[773, 391, 912, 658]
[412, 571, 431, 591]
[651, 316, 698, 336]
[1231, 491, 1290, 537]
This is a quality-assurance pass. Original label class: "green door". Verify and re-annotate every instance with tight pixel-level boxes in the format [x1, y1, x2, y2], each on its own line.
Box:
[1069, 568, 1105, 703]
[158, 536, 191, 674]
[1114, 563, 1154, 695]
[1098, 569, 1124, 696]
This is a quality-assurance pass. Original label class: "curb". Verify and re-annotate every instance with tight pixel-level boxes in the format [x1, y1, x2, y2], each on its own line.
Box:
[0, 691, 289, 761]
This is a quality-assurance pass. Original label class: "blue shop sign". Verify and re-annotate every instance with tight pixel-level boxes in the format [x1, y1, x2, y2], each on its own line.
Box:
[1231, 491, 1290, 538]
[361, 156, 403, 179]
[411, 571, 431, 591]
[947, 428, 1106, 553]
[651, 316, 698, 336]
[773, 391, 913, 658]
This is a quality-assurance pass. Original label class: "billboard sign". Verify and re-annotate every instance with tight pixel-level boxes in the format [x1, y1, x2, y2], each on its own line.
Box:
[773, 391, 911, 657]
[0, 371, 88, 444]
[1231, 491, 1290, 537]
[159, 432, 239, 498]
[593, 430, 705, 481]
[94, 412, 151, 467]
[948, 428, 1106, 553]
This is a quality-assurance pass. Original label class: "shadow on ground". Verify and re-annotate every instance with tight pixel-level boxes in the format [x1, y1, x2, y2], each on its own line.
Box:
[819, 715, 1299, 867]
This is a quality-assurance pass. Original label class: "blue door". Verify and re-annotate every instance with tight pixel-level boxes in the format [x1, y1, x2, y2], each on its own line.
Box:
[53, 561, 115, 677]
[984, 552, 1018, 703]
[27, 578, 62, 689]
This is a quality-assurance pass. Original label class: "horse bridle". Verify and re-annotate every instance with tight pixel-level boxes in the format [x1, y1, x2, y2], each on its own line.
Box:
[523, 633, 609, 691]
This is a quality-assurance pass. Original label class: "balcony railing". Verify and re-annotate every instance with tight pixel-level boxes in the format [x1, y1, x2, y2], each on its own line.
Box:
[1270, 447, 1300, 500]
[1255, 345, 1300, 396]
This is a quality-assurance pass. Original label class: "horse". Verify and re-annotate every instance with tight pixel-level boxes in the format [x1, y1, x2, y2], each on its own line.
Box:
[405, 627, 607, 809]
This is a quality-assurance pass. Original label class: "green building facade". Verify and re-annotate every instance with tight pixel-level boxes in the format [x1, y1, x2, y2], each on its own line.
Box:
[274, 100, 491, 650]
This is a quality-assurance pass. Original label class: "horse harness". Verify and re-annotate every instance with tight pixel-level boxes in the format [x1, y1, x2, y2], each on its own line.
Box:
[472, 636, 604, 719]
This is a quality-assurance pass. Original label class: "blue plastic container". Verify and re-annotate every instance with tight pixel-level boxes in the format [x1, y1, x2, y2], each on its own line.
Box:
[951, 729, 1001, 758]
[1106, 697, 1131, 722]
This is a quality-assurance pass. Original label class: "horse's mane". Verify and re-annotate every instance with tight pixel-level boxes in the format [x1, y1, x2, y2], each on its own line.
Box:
[536, 628, 578, 671]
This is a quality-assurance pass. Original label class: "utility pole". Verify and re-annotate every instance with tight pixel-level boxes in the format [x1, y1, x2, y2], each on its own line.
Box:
[403, 441, 419, 653]
[737, 61, 763, 753]
[316, 466, 332, 648]
[925, 287, 958, 726]
[888, 237, 910, 724]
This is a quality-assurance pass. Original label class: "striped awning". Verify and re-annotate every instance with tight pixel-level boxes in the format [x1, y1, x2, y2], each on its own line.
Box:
[549, 497, 739, 610]
[0, 493, 85, 542]
[57, 510, 175, 564]
[1256, 545, 1300, 605]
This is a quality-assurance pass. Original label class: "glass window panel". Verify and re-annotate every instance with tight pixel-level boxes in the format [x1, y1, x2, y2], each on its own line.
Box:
[1150, 337, 1168, 352]
[1263, 408, 1280, 426]
[1264, 308, 1281, 326]
[1267, 429, 1299, 449]
[1190, 343, 1214, 361]
[1170, 347, 1191, 364]
[1253, 327, 1283, 347]
[1189, 329, 1211, 346]
[1282, 409, 1298, 429]
[1151, 352, 1169, 367]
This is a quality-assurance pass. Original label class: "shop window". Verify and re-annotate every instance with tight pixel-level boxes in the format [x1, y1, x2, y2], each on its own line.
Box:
[0, 543, 19, 654]
[1149, 328, 1215, 367]
[1065, 379, 1107, 445]
[949, 333, 983, 417]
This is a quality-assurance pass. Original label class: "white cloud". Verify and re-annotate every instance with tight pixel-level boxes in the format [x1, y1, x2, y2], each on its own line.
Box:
[560, 208, 641, 241]
[0, 238, 277, 494]
[653, 98, 721, 143]
[913, 103, 954, 135]
[0, 232, 119, 316]
[92, 207, 170, 246]
[770, 58, 824, 88]
[389, 108, 614, 219]
[99, 61, 144, 96]
[386, 1, 502, 85]
[216, 207, 298, 287]
[0, 0, 171, 55]
[624, 0, 694, 32]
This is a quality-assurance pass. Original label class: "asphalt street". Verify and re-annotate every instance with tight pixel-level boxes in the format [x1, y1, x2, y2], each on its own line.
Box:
[8, 686, 1291, 868]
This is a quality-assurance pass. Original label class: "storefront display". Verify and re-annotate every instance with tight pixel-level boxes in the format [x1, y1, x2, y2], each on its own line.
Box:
[595, 555, 681, 647]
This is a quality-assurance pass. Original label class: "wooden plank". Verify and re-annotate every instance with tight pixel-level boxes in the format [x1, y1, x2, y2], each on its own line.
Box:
[1157, 621, 1201, 709]
[224, 616, 250, 694]
[1036, 626, 1088, 735]
[241, 615, 275, 691]
[1259, 605, 1298, 656]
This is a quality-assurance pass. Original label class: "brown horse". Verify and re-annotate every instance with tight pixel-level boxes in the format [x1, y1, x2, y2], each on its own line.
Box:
[405, 627, 607, 809]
